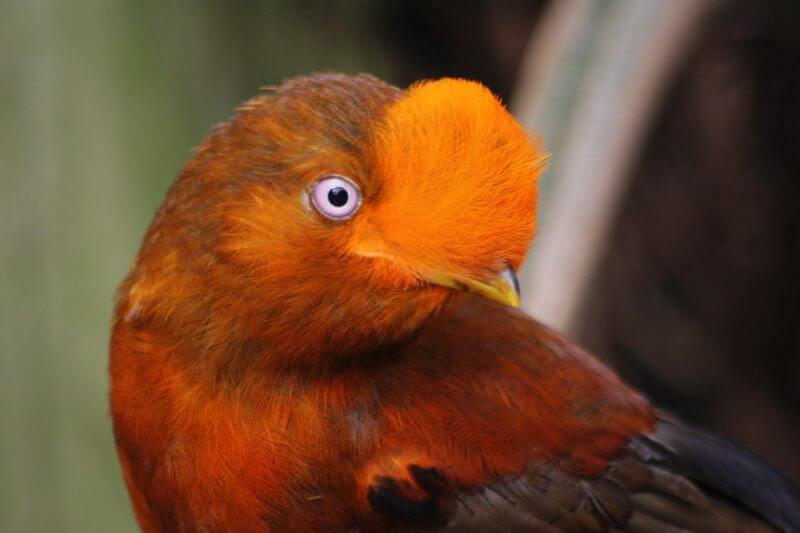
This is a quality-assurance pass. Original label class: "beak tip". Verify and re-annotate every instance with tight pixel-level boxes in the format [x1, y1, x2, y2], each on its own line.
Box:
[501, 265, 521, 299]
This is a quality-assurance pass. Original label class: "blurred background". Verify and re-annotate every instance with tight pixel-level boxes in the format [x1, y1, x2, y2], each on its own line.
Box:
[1, 0, 798, 530]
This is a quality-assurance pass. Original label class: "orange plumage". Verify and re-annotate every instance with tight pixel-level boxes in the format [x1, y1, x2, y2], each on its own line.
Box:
[110, 74, 799, 531]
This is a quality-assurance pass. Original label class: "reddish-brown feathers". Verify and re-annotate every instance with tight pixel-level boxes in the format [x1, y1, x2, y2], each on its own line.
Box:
[110, 74, 653, 531]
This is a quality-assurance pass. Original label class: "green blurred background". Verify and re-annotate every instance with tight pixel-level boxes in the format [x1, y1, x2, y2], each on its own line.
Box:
[1, 1, 797, 531]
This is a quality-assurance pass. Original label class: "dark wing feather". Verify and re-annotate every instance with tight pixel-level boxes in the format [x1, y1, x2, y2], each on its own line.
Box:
[639, 419, 800, 532]
[368, 419, 800, 531]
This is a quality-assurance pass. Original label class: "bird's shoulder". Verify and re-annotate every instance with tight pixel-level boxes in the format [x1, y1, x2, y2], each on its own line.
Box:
[366, 422, 787, 532]
[361, 295, 800, 531]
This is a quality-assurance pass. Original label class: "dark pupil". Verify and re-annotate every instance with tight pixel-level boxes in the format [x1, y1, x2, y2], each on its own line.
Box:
[327, 187, 349, 207]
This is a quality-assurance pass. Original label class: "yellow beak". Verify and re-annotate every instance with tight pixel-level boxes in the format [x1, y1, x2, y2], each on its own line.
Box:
[426, 266, 521, 308]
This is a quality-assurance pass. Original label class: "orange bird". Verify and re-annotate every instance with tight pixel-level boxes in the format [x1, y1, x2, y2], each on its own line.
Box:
[110, 74, 800, 531]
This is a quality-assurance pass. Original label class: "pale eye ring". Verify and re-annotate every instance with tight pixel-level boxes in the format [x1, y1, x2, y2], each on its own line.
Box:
[309, 174, 362, 220]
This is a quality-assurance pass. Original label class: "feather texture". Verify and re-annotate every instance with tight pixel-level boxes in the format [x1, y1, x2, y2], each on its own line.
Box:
[110, 73, 800, 532]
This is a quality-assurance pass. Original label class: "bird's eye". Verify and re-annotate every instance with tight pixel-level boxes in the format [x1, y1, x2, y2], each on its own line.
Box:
[309, 174, 362, 220]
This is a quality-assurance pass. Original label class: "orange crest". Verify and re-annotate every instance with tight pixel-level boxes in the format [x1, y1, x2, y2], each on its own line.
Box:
[352, 79, 547, 284]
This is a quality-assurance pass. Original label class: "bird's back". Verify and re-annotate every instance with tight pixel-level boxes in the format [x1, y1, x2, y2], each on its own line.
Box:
[111, 291, 800, 531]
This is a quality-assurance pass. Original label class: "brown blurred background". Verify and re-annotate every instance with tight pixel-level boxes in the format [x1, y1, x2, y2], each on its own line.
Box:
[1, 1, 798, 531]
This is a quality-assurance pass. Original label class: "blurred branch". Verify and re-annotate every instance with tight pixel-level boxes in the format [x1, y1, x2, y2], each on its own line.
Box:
[513, 0, 717, 331]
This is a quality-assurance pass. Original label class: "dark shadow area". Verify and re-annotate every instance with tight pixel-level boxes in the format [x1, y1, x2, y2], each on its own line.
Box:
[577, 0, 800, 480]
[373, 0, 547, 100]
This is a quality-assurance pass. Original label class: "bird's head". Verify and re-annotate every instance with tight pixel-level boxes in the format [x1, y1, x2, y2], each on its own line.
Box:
[122, 74, 546, 369]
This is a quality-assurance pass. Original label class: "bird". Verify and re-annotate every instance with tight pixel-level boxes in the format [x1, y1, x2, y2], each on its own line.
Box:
[110, 73, 800, 532]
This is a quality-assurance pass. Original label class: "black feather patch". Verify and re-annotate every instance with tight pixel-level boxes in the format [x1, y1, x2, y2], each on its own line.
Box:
[367, 466, 451, 528]
[644, 419, 800, 532]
